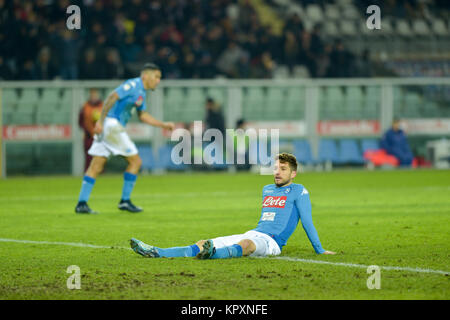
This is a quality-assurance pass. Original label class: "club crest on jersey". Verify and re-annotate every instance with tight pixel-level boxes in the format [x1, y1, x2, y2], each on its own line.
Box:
[135, 96, 144, 106]
[285, 188, 290, 194]
[262, 196, 287, 208]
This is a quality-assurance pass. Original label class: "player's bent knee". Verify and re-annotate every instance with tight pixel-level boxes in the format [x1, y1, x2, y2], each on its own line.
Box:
[135, 156, 142, 168]
[195, 240, 207, 249]
[238, 239, 256, 256]
[87, 157, 106, 176]
[128, 155, 142, 168]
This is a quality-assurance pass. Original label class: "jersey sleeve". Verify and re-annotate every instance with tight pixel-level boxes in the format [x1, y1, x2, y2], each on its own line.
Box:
[115, 80, 135, 99]
[295, 187, 325, 254]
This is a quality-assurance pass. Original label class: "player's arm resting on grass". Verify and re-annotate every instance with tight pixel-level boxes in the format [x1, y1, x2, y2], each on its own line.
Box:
[296, 189, 335, 255]
[137, 110, 174, 131]
[93, 91, 119, 134]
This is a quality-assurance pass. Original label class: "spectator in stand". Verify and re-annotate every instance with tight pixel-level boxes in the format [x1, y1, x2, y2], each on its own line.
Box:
[3, 0, 424, 81]
[354, 49, 373, 77]
[204, 97, 225, 136]
[206, 25, 228, 61]
[327, 40, 354, 78]
[103, 48, 124, 79]
[237, 53, 251, 78]
[78, 88, 103, 171]
[283, 13, 304, 35]
[58, 29, 81, 80]
[79, 48, 99, 80]
[181, 48, 196, 78]
[298, 30, 317, 77]
[216, 41, 248, 78]
[251, 51, 275, 79]
[198, 52, 217, 79]
[380, 119, 414, 166]
[283, 31, 299, 75]
[0, 56, 14, 80]
[119, 35, 141, 64]
[32, 47, 57, 80]
[18, 59, 34, 80]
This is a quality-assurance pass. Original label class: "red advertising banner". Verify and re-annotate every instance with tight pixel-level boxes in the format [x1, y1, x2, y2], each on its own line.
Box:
[245, 121, 306, 137]
[402, 119, 450, 135]
[317, 120, 381, 136]
[2, 125, 71, 141]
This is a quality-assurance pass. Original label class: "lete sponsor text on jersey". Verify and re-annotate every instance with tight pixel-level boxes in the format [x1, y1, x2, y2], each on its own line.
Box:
[262, 196, 287, 208]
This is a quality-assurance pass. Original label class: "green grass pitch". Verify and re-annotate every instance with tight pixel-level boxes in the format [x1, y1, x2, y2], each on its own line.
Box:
[0, 169, 449, 300]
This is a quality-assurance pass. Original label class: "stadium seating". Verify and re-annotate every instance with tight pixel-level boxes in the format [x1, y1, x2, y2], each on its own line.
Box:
[14, 88, 39, 124]
[396, 20, 414, 38]
[412, 19, 431, 37]
[340, 20, 357, 37]
[361, 139, 380, 153]
[324, 4, 340, 20]
[185, 87, 206, 121]
[137, 145, 156, 171]
[164, 87, 184, 121]
[431, 18, 448, 37]
[305, 4, 324, 24]
[2, 89, 19, 124]
[293, 66, 310, 78]
[345, 86, 364, 119]
[158, 144, 187, 170]
[324, 21, 340, 38]
[320, 86, 345, 120]
[206, 87, 226, 106]
[273, 65, 290, 79]
[338, 139, 364, 164]
[364, 86, 380, 119]
[37, 88, 63, 124]
[265, 87, 286, 120]
[318, 139, 341, 164]
[292, 140, 315, 165]
[242, 87, 266, 120]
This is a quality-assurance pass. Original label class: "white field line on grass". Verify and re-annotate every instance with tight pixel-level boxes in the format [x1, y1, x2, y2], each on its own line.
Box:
[0, 191, 255, 202]
[0, 238, 448, 276]
[262, 256, 449, 276]
[0, 238, 130, 250]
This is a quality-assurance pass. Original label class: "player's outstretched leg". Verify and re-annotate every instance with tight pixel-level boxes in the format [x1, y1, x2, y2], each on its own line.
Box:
[196, 240, 217, 259]
[130, 238, 201, 258]
[130, 238, 160, 258]
[196, 240, 245, 260]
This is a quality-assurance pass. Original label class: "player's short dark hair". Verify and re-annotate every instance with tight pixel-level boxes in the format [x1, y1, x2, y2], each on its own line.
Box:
[141, 63, 161, 73]
[276, 153, 298, 172]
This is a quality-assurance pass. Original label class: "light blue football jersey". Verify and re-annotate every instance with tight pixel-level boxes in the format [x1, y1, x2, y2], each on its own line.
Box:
[107, 77, 147, 126]
[253, 183, 325, 254]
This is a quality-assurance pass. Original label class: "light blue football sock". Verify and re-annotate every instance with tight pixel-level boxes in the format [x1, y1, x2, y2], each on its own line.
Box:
[211, 244, 243, 259]
[156, 244, 200, 258]
[78, 175, 95, 202]
[121, 172, 137, 201]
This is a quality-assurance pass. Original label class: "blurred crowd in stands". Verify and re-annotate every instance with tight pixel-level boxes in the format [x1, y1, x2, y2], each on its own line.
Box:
[0, 0, 447, 81]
